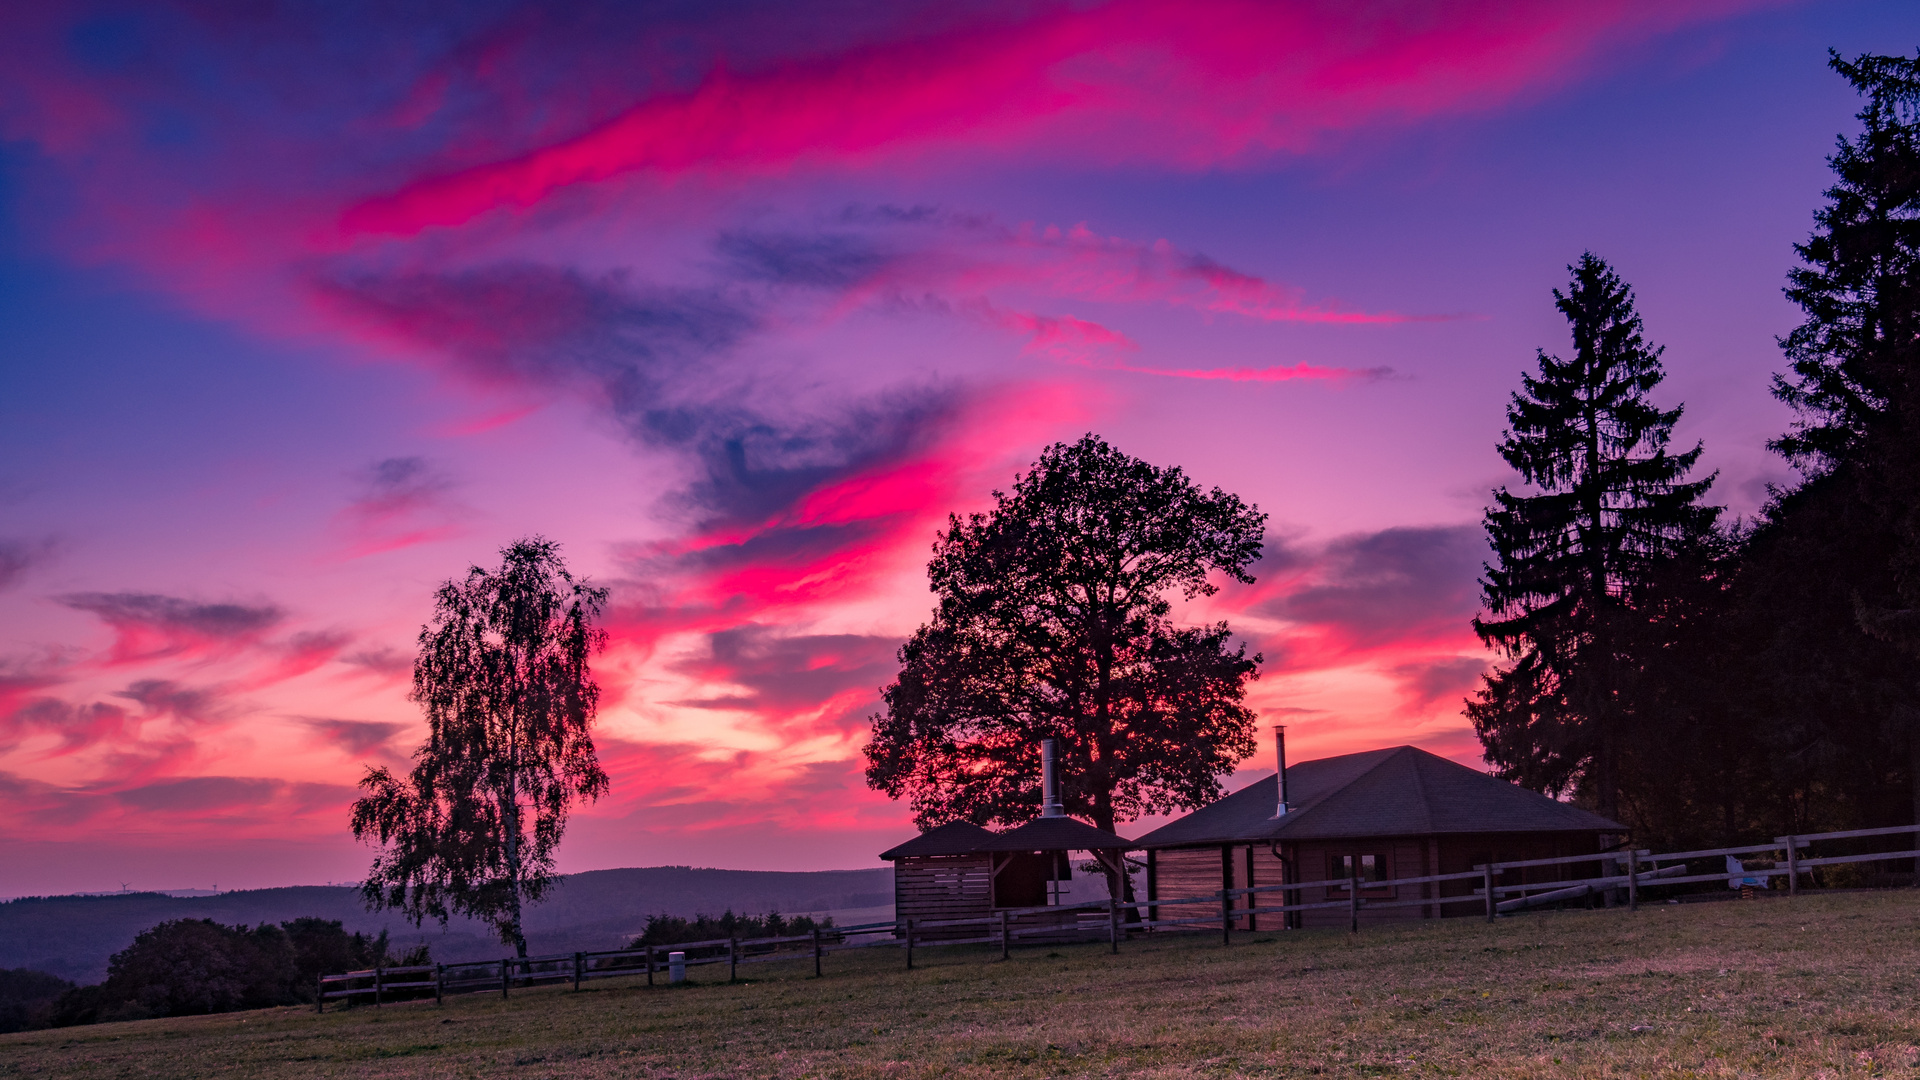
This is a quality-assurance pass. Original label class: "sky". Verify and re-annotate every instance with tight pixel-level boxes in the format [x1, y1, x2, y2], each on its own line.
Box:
[1, 0, 1915, 896]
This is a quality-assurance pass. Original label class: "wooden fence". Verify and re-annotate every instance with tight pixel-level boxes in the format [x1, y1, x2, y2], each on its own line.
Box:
[316, 822, 1920, 1010]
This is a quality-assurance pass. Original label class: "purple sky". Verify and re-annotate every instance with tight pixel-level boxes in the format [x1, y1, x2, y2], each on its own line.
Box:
[0, 0, 1913, 896]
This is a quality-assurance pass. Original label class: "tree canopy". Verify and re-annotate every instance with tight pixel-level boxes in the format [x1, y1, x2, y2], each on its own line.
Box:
[351, 537, 609, 958]
[864, 434, 1267, 836]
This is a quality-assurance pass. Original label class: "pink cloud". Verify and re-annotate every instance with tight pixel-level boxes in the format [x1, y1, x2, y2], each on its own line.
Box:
[336, 0, 1764, 238]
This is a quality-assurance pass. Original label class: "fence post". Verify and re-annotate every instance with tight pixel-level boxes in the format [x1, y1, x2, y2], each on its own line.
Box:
[1786, 836, 1799, 897]
[500, 958, 509, 999]
[573, 951, 583, 991]
[435, 963, 443, 1005]
[905, 919, 915, 970]
[1219, 890, 1231, 946]
[316, 975, 324, 1014]
[1108, 897, 1120, 954]
[374, 966, 383, 1008]
[1627, 849, 1639, 912]
[1483, 864, 1496, 923]
[1000, 910, 1010, 960]
[812, 927, 822, 977]
[1348, 869, 1360, 934]
[728, 937, 737, 982]
[646, 945, 655, 987]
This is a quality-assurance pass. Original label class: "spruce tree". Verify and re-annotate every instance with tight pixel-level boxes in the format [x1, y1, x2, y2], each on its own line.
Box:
[1470, 254, 1719, 821]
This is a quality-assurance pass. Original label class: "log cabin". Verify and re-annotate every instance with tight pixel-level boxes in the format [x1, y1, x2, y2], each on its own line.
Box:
[1131, 744, 1622, 930]
[879, 739, 1133, 940]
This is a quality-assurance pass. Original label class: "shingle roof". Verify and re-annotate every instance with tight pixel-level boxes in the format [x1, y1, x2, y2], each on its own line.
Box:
[1131, 745, 1621, 848]
[877, 820, 998, 859]
[978, 816, 1131, 851]
[878, 816, 1131, 860]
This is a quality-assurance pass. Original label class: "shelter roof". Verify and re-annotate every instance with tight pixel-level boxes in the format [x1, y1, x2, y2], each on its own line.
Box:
[978, 816, 1131, 851]
[878, 816, 1130, 860]
[877, 820, 997, 859]
[1131, 745, 1621, 848]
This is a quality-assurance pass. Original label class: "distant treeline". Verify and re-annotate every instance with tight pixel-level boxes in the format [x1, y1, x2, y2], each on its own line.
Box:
[629, 910, 835, 948]
[19, 917, 425, 1029]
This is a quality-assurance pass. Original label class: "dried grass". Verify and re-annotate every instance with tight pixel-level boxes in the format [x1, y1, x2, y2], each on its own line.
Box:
[3, 892, 1918, 1079]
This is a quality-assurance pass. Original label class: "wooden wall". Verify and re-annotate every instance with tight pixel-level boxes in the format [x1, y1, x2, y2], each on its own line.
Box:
[1146, 831, 1607, 930]
[892, 854, 993, 939]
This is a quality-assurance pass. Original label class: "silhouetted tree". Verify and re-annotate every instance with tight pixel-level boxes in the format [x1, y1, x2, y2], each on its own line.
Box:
[52, 920, 298, 1024]
[1756, 50, 1920, 830]
[864, 435, 1266, 851]
[352, 537, 609, 959]
[1470, 255, 1719, 822]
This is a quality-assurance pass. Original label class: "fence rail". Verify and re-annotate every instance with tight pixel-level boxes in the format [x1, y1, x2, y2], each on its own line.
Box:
[316, 821, 1920, 1010]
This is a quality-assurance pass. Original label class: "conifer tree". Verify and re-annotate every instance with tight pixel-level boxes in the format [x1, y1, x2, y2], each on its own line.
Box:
[1764, 51, 1920, 831]
[1470, 255, 1719, 821]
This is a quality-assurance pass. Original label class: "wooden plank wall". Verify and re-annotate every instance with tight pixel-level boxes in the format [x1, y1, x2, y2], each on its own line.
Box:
[894, 855, 993, 939]
[1288, 837, 1432, 929]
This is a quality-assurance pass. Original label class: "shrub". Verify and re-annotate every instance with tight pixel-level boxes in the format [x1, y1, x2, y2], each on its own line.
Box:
[630, 909, 836, 948]
[0, 968, 73, 1032]
[50, 917, 431, 1026]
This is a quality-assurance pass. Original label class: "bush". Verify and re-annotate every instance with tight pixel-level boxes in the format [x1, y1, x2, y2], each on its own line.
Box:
[630, 909, 836, 948]
[0, 968, 73, 1032]
[50, 917, 431, 1026]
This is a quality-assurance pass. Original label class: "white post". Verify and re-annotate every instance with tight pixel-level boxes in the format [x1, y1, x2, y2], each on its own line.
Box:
[668, 951, 686, 985]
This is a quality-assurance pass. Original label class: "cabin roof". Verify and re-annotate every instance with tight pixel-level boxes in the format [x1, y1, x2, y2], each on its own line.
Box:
[1131, 745, 1621, 848]
[877, 820, 998, 859]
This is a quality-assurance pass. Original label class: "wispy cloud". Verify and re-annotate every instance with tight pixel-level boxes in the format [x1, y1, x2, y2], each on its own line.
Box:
[331, 456, 466, 559]
[57, 593, 284, 665]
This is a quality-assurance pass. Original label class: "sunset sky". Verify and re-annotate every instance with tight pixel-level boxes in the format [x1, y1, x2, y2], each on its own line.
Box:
[2, 0, 1914, 896]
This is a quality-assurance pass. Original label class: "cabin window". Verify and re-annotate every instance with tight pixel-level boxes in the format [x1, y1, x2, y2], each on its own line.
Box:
[1326, 853, 1392, 896]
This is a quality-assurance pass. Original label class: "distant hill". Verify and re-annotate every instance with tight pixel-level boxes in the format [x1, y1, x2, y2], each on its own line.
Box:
[0, 866, 892, 984]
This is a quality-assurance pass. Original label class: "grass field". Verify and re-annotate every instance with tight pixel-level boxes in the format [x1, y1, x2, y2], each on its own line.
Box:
[3, 892, 1917, 1079]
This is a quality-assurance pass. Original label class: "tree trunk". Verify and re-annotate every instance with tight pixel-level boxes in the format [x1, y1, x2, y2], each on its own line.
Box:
[502, 777, 528, 959]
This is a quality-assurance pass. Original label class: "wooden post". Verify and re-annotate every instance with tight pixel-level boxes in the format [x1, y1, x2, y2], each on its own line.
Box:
[728, 937, 737, 981]
[1483, 864, 1496, 923]
[1219, 890, 1231, 946]
[316, 975, 324, 1013]
[812, 927, 823, 977]
[1348, 869, 1359, 934]
[1146, 849, 1158, 923]
[904, 919, 915, 970]
[1000, 910, 1010, 960]
[500, 958, 509, 999]
[573, 951, 583, 991]
[1786, 836, 1799, 897]
[1108, 897, 1119, 954]
[1244, 845, 1258, 932]
[435, 964, 443, 1006]
[645, 945, 655, 987]
[374, 966, 383, 1007]
[1626, 849, 1639, 911]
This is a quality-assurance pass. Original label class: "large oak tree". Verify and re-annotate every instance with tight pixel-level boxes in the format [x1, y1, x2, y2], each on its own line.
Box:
[864, 435, 1267, 842]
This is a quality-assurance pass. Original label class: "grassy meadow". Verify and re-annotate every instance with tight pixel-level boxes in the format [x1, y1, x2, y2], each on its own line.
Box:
[3, 891, 1917, 1079]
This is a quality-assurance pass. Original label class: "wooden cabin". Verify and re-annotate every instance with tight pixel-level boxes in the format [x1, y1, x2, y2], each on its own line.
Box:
[879, 816, 1132, 941]
[1132, 745, 1622, 930]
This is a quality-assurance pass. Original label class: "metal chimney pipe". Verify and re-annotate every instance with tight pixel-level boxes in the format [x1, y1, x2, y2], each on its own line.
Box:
[1273, 724, 1289, 818]
[1041, 738, 1065, 818]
